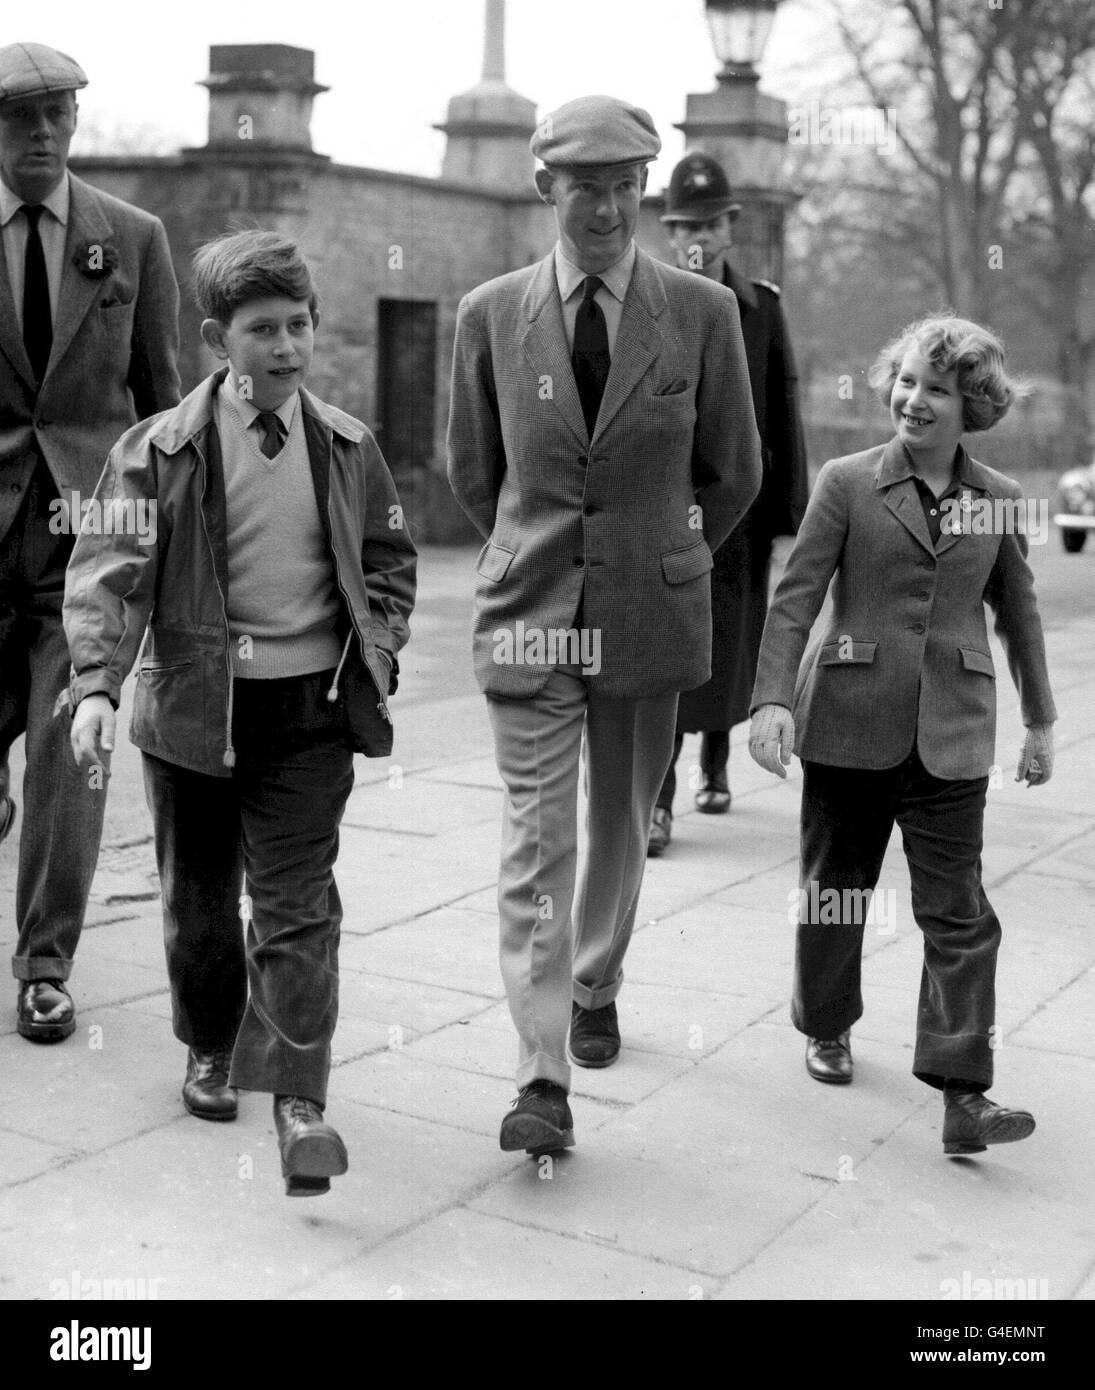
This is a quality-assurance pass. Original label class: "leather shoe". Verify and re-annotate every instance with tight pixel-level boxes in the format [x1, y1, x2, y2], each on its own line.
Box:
[942, 1090, 1035, 1156]
[499, 1079, 574, 1156]
[182, 1046, 238, 1121]
[695, 772, 731, 814]
[273, 1095, 348, 1196]
[568, 999, 620, 1068]
[0, 795, 15, 845]
[647, 806, 672, 857]
[17, 979, 75, 1042]
[805, 1031, 852, 1083]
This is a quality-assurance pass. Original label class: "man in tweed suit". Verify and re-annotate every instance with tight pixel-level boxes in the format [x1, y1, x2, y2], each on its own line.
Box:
[0, 43, 179, 1041]
[447, 96, 761, 1155]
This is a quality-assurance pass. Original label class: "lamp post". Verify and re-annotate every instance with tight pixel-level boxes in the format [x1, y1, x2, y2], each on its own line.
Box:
[673, 0, 797, 283]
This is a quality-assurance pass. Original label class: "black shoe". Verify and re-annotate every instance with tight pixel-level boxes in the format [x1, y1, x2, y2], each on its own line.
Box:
[0, 796, 15, 845]
[568, 1000, 621, 1068]
[17, 979, 75, 1042]
[499, 1079, 574, 1156]
[647, 806, 672, 857]
[695, 771, 731, 814]
[942, 1090, 1035, 1156]
[182, 1045, 238, 1122]
[273, 1095, 348, 1196]
[805, 1031, 852, 1084]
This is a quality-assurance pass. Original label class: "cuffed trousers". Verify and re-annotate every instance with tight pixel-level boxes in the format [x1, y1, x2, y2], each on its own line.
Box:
[487, 667, 678, 1090]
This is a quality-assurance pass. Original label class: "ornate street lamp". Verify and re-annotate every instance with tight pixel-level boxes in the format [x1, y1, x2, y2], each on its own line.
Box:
[705, 0, 781, 81]
[666, 0, 796, 283]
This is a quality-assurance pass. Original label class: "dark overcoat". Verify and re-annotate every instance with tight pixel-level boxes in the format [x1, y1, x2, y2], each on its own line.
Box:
[677, 261, 808, 731]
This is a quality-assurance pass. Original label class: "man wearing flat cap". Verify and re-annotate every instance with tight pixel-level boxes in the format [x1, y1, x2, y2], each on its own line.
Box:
[648, 150, 809, 854]
[448, 95, 761, 1155]
[0, 42, 180, 1042]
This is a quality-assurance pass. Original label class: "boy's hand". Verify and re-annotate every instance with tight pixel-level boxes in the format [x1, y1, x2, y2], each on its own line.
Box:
[71, 694, 116, 772]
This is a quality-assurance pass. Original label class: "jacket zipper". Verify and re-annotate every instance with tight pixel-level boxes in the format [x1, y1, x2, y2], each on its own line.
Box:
[323, 433, 392, 725]
[195, 439, 237, 767]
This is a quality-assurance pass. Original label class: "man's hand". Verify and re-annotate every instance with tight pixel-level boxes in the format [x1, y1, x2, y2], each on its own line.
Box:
[749, 703, 795, 778]
[1016, 723, 1054, 786]
[71, 694, 115, 773]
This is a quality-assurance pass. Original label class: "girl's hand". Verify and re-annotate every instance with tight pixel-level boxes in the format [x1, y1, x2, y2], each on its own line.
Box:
[1016, 723, 1054, 786]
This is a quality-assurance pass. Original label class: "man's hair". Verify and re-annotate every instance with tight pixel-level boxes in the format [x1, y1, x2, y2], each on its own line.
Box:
[868, 312, 1023, 432]
[191, 229, 317, 324]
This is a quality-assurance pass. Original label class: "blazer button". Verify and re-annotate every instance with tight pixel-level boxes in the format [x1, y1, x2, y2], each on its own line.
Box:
[577, 455, 588, 467]
[910, 622, 925, 634]
[573, 556, 584, 567]
[9, 482, 20, 493]
[583, 504, 596, 516]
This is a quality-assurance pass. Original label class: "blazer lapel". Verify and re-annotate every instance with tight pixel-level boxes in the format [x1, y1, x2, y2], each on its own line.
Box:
[0, 228, 36, 388]
[520, 254, 588, 448]
[877, 437, 934, 557]
[591, 250, 664, 442]
[47, 176, 112, 381]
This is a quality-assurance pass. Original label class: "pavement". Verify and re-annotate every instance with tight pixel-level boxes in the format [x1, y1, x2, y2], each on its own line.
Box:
[1, 542, 1093, 1303]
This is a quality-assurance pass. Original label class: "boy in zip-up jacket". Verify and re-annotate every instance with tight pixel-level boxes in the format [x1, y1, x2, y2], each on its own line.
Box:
[63, 230, 417, 1196]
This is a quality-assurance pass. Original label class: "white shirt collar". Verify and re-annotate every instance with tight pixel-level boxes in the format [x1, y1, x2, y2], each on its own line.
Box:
[221, 372, 299, 432]
[0, 172, 69, 227]
[554, 240, 636, 304]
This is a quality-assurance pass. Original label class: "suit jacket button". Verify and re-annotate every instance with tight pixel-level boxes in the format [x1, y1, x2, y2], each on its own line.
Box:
[9, 483, 20, 493]
[910, 622, 925, 634]
[573, 556, 584, 567]
[577, 455, 588, 467]
[583, 505, 596, 516]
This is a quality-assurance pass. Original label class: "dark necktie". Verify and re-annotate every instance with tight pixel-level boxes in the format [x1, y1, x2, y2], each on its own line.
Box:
[255, 411, 286, 460]
[22, 204, 53, 383]
[572, 275, 610, 436]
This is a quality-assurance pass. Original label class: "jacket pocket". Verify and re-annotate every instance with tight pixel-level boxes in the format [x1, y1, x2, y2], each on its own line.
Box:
[477, 541, 516, 583]
[140, 660, 193, 675]
[817, 639, 877, 665]
[960, 647, 996, 678]
[661, 540, 713, 585]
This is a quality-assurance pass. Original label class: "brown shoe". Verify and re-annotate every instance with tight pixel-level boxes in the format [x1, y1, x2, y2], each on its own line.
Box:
[568, 1000, 621, 1068]
[17, 979, 75, 1042]
[182, 1046, 238, 1122]
[805, 1031, 852, 1084]
[274, 1095, 348, 1197]
[647, 806, 672, 857]
[499, 1079, 575, 1156]
[943, 1091, 1035, 1156]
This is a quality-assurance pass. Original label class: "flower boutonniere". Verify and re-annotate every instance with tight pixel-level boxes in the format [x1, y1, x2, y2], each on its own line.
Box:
[72, 240, 120, 280]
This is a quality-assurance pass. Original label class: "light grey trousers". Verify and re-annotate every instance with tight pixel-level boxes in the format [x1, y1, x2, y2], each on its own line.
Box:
[487, 667, 678, 1089]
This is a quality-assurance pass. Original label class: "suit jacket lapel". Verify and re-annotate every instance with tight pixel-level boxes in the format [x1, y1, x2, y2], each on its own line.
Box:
[877, 437, 934, 556]
[48, 175, 112, 381]
[0, 228, 36, 387]
[591, 249, 664, 442]
[520, 253, 588, 448]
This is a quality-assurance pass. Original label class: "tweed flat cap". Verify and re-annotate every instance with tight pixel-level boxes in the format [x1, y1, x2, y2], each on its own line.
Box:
[0, 43, 88, 102]
[531, 95, 661, 168]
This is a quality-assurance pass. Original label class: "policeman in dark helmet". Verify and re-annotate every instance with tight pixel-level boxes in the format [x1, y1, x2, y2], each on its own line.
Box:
[649, 150, 808, 854]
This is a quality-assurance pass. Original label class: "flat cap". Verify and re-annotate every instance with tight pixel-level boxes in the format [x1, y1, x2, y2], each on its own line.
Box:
[531, 95, 660, 168]
[0, 42, 88, 102]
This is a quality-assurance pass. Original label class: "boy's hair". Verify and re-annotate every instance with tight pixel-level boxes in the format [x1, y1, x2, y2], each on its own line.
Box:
[191, 230, 318, 324]
[868, 312, 1023, 432]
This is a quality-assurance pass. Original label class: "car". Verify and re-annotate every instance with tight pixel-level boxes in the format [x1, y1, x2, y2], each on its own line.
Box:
[1052, 458, 1095, 552]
